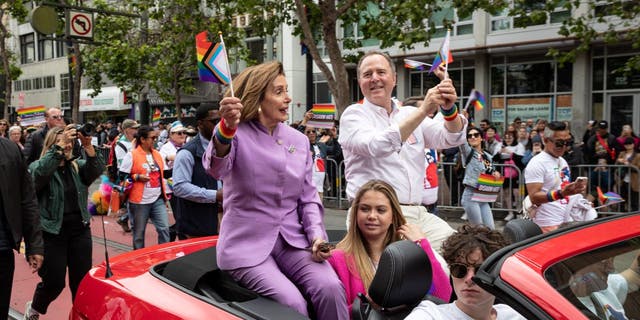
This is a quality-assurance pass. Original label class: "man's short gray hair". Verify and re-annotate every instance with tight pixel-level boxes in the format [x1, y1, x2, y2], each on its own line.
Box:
[356, 51, 396, 79]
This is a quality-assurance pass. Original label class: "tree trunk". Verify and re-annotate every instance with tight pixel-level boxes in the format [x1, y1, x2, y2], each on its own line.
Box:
[174, 65, 182, 120]
[0, 17, 12, 121]
[294, 0, 356, 118]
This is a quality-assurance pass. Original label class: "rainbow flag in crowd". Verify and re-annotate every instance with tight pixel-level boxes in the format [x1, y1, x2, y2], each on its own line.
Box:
[403, 59, 431, 71]
[18, 105, 46, 126]
[307, 104, 336, 129]
[467, 89, 486, 111]
[17, 105, 45, 116]
[597, 187, 624, 205]
[195, 31, 231, 85]
[429, 30, 454, 73]
[152, 108, 161, 126]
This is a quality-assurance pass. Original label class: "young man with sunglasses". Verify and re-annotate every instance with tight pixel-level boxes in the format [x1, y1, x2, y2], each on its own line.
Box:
[524, 121, 587, 233]
[405, 224, 525, 320]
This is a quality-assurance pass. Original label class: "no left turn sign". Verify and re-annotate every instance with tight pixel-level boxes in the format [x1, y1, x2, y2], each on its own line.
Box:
[68, 10, 93, 38]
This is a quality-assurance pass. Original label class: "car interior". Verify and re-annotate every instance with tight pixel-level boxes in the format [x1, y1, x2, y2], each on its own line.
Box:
[351, 240, 442, 320]
[150, 229, 348, 320]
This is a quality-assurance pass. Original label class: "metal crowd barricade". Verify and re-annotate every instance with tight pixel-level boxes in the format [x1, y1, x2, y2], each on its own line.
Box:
[96, 146, 111, 161]
[322, 159, 350, 209]
[572, 164, 640, 215]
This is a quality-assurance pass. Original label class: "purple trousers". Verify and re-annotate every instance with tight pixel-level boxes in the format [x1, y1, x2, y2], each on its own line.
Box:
[227, 234, 348, 319]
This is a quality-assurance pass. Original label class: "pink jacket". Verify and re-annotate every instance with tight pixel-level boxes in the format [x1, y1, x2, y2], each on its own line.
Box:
[328, 239, 452, 313]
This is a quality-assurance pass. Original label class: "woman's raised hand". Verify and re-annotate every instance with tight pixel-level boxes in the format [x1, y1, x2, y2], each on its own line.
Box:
[219, 96, 243, 130]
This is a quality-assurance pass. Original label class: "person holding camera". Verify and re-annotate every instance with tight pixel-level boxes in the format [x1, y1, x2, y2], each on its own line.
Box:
[460, 127, 502, 229]
[24, 125, 105, 319]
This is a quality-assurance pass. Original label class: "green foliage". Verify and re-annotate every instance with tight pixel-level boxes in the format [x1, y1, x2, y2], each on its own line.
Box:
[510, 0, 640, 74]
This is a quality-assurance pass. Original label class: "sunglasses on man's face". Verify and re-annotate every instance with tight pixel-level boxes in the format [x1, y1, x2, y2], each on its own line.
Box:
[449, 263, 482, 279]
[547, 137, 572, 148]
[49, 115, 63, 120]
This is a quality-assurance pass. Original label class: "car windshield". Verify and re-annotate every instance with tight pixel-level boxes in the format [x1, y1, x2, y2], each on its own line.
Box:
[544, 236, 640, 319]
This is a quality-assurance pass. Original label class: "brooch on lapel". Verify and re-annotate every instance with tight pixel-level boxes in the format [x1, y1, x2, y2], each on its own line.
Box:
[288, 145, 296, 153]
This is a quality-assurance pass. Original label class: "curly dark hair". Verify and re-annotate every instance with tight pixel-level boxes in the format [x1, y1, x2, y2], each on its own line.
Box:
[441, 224, 510, 265]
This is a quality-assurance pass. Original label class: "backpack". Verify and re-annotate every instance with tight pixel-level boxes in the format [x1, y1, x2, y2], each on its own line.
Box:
[106, 137, 127, 183]
[454, 148, 475, 180]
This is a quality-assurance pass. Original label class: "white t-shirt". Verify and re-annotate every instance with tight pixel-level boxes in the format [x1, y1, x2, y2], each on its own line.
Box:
[577, 274, 628, 319]
[115, 136, 133, 166]
[120, 152, 162, 204]
[524, 151, 571, 227]
[405, 301, 526, 320]
[159, 141, 179, 170]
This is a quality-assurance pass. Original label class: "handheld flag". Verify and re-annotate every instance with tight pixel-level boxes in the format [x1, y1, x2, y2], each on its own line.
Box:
[596, 187, 624, 205]
[429, 30, 453, 74]
[196, 31, 232, 91]
[464, 89, 486, 111]
[404, 59, 432, 71]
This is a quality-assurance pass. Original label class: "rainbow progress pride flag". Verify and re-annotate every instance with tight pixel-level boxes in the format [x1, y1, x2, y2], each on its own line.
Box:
[403, 59, 431, 71]
[195, 31, 231, 85]
[429, 30, 454, 73]
[597, 186, 624, 205]
[469, 89, 486, 111]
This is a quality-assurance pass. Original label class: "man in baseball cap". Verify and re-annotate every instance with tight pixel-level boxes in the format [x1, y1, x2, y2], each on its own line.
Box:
[586, 119, 617, 164]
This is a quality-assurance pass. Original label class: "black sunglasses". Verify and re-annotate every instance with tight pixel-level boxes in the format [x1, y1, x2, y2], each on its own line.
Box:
[449, 263, 482, 278]
[547, 137, 572, 148]
[467, 132, 481, 139]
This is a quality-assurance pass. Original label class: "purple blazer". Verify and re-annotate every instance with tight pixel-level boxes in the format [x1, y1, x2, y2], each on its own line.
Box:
[204, 120, 326, 270]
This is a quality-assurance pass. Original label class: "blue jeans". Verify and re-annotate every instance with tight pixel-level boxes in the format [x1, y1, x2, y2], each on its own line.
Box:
[129, 197, 170, 249]
[461, 187, 495, 229]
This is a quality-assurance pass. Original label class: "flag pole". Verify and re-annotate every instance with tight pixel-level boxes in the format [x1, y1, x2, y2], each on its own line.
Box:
[218, 32, 235, 97]
[594, 200, 625, 210]
[463, 89, 475, 111]
[444, 29, 451, 80]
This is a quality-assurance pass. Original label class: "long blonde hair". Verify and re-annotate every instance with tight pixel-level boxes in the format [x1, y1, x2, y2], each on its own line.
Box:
[224, 61, 285, 123]
[40, 127, 65, 159]
[337, 179, 406, 291]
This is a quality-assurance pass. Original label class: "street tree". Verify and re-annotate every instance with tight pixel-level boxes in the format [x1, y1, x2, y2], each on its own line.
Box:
[215, 0, 469, 116]
[82, 0, 246, 121]
[0, 0, 28, 121]
[508, 0, 639, 73]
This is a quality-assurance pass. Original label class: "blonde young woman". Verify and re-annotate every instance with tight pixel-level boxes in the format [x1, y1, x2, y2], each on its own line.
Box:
[328, 180, 452, 313]
[24, 125, 104, 319]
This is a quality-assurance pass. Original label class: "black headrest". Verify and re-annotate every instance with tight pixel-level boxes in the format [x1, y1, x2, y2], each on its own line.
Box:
[503, 218, 542, 243]
[368, 240, 432, 312]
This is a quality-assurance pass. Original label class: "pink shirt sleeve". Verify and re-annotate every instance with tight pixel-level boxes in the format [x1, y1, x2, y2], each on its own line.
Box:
[418, 238, 452, 301]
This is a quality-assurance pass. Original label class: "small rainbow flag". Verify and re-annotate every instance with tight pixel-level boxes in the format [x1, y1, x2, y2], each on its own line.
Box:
[429, 30, 454, 73]
[466, 89, 486, 111]
[152, 108, 161, 126]
[196, 31, 231, 85]
[307, 104, 336, 129]
[17, 105, 45, 116]
[403, 59, 431, 71]
[597, 186, 624, 205]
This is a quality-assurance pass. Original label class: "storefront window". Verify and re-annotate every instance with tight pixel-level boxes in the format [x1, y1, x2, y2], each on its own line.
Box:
[507, 63, 553, 94]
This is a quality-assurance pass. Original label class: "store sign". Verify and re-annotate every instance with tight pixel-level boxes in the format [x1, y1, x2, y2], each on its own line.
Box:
[80, 87, 128, 112]
[508, 104, 550, 122]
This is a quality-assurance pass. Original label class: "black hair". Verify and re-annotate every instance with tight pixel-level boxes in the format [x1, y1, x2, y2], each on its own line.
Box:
[196, 102, 218, 121]
[134, 125, 154, 145]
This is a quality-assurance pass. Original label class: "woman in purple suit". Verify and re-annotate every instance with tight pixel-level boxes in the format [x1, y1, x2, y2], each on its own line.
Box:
[203, 61, 348, 319]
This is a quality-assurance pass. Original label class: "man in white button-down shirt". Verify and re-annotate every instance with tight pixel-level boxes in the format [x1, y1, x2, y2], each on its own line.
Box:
[339, 51, 468, 252]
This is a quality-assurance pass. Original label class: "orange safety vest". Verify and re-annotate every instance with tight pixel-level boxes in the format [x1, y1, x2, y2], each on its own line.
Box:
[128, 145, 167, 204]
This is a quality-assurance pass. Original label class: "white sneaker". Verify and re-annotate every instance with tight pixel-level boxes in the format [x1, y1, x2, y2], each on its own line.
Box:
[24, 301, 39, 320]
[504, 212, 515, 221]
[461, 213, 468, 220]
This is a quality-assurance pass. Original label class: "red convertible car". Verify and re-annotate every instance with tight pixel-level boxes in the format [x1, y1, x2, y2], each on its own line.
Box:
[70, 214, 640, 319]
